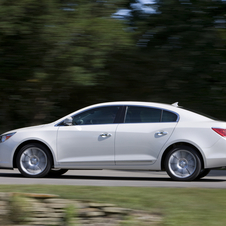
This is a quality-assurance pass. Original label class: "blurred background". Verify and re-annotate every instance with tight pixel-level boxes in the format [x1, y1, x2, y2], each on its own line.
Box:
[1, 0, 226, 132]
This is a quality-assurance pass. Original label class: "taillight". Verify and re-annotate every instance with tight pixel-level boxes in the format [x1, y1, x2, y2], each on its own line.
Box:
[212, 128, 226, 137]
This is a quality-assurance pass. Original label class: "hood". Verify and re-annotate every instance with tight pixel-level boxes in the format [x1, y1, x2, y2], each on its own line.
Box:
[1, 123, 53, 135]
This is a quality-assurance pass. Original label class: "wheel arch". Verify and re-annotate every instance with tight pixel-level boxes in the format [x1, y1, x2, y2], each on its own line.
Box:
[13, 140, 55, 168]
[161, 142, 205, 171]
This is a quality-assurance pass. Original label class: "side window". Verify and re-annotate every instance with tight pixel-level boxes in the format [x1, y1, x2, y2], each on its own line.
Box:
[72, 106, 120, 125]
[125, 106, 161, 123]
[162, 110, 178, 122]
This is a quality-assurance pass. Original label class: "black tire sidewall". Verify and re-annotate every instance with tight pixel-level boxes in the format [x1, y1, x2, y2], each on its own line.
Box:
[164, 145, 202, 181]
[16, 143, 52, 178]
[48, 169, 68, 177]
[196, 169, 211, 180]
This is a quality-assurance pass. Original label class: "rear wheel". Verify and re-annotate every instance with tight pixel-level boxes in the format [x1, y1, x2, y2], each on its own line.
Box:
[165, 145, 201, 181]
[16, 143, 52, 178]
[196, 169, 211, 180]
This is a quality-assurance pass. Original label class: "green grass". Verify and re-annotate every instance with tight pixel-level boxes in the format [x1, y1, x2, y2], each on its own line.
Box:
[0, 185, 225, 226]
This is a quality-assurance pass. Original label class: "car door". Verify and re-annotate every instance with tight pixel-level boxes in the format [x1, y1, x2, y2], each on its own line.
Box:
[115, 106, 178, 165]
[56, 106, 121, 167]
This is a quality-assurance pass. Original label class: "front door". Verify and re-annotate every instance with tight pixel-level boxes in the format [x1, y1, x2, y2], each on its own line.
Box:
[56, 106, 120, 167]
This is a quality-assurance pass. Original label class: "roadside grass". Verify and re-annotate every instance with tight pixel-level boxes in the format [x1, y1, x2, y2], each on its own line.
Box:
[0, 185, 225, 226]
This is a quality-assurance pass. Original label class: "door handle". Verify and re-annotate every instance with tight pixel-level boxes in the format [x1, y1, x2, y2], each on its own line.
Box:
[100, 133, 112, 138]
[156, 131, 168, 136]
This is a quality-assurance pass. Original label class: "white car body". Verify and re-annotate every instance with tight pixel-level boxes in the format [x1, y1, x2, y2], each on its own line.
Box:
[0, 101, 226, 181]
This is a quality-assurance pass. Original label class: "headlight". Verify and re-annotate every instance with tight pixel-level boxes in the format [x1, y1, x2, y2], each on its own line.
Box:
[0, 132, 16, 143]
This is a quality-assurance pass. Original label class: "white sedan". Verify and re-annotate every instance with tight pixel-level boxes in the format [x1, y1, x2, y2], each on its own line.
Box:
[0, 101, 226, 181]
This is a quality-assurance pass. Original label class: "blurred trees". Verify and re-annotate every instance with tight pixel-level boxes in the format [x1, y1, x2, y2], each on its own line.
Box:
[104, 0, 226, 118]
[0, 0, 132, 131]
[0, 0, 226, 132]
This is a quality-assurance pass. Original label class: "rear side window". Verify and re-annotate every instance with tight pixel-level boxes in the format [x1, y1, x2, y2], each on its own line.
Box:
[125, 106, 178, 123]
[162, 110, 178, 122]
[125, 106, 161, 123]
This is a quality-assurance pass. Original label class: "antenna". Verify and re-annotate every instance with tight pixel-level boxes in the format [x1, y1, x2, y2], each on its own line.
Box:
[172, 102, 179, 107]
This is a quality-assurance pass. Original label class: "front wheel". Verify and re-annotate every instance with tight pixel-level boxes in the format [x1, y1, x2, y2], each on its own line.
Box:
[16, 143, 52, 178]
[164, 145, 201, 181]
[48, 169, 68, 177]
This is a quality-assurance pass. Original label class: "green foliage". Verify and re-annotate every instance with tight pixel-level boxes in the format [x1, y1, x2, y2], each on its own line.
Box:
[104, 0, 226, 119]
[0, 0, 132, 131]
[1, 0, 226, 132]
[9, 195, 32, 224]
[64, 204, 77, 226]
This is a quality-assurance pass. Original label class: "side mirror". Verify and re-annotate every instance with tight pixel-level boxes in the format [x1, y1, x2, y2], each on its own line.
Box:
[63, 117, 73, 126]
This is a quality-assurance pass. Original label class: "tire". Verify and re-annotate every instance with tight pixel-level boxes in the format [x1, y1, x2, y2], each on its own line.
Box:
[196, 169, 211, 180]
[48, 169, 68, 176]
[16, 143, 52, 178]
[164, 145, 202, 181]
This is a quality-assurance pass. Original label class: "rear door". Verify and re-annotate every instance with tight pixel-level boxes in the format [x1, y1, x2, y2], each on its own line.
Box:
[115, 106, 178, 165]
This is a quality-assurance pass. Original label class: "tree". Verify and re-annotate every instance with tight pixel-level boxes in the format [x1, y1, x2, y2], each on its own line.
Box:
[103, 0, 226, 119]
[0, 0, 132, 131]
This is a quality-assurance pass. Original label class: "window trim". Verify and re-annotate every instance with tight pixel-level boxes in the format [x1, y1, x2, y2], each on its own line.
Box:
[56, 104, 180, 126]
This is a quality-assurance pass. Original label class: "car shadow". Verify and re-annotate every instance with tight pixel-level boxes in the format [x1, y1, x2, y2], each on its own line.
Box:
[0, 172, 224, 182]
[48, 174, 173, 181]
[47, 174, 226, 182]
[0, 172, 23, 178]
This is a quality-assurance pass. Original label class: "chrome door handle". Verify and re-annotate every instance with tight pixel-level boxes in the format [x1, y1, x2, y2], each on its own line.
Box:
[100, 133, 112, 138]
[156, 131, 168, 136]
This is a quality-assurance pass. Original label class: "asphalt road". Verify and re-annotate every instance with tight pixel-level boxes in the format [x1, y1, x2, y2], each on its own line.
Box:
[0, 169, 226, 188]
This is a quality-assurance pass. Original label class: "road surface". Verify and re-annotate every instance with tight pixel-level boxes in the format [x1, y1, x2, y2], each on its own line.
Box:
[0, 169, 225, 188]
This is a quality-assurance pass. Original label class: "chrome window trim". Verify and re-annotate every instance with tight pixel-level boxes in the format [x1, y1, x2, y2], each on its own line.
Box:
[55, 104, 180, 126]
[123, 105, 180, 123]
